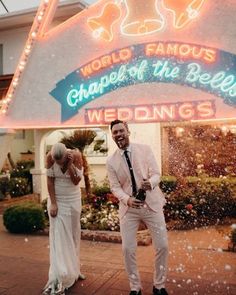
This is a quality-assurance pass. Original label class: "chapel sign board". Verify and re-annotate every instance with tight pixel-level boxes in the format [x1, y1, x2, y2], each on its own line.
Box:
[0, 0, 235, 128]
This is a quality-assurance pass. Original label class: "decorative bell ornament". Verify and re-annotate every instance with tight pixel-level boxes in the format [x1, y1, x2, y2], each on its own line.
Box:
[163, 0, 206, 29]
[121, 0, 165, 36]
[87, 3, 121, 42]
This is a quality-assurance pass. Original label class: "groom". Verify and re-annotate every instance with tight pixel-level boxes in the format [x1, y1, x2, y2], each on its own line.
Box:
[106, 119, 169, 295]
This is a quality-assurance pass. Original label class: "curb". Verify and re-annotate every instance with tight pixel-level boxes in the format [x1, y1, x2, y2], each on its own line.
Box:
[35, 228, 152, 246]
[81, 229, 152, 245]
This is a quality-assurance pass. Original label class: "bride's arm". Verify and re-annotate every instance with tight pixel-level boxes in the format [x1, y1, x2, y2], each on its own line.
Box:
[67, 149, 83, 185]
[46, 152, 58, 217]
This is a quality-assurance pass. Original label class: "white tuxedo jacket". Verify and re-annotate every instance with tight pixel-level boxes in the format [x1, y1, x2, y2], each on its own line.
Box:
[106, 143, 166, 219]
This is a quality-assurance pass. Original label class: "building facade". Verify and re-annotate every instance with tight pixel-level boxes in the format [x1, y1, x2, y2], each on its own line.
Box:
[0, 0, 235, 199]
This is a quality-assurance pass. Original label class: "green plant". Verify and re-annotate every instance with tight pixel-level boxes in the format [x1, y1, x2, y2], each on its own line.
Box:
[0, 190, 5, 201]
[0, 176, 10, 200]
[160, 175, 177, 193]
[3, 202, 46, 233]
[81, 203, 119, 231]
[164, 176, 236, 229]
[8, 177, 32, 197]
[165, 125, 236, 177]
[15, 160, 34, 170]
[10, 160, 34, 194]
[80, 177, 119, 231]
[87, 178, 118, 209]
[41, 198, 49, 224]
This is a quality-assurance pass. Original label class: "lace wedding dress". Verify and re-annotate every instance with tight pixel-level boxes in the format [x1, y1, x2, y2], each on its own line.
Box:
[43, 163, 83, 295]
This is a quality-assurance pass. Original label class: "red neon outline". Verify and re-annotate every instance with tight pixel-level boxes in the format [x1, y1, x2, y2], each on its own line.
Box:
[80, 47, 133, 78]
[87, 2, 121, 42]
[121, 0, 165, 36]
[162, 0, 206, 29]
[145, 42, 216, 64]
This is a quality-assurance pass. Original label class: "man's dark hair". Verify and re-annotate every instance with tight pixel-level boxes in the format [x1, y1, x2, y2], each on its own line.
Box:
[110, 119, 127, 130]
[110, 119, 129, 131]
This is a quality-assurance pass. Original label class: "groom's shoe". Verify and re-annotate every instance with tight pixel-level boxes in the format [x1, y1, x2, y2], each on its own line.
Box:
[129, 290, 142, 295]
[153, 286, 168, 295]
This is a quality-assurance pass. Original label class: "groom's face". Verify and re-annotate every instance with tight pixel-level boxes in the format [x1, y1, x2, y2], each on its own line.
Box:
[111, 122, 130, 150]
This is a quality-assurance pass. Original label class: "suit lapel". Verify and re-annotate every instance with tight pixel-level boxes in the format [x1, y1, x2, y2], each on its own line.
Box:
[130, 144, 144, 183]
[115, 149, 130, 179]
[130, 143, 138, 173]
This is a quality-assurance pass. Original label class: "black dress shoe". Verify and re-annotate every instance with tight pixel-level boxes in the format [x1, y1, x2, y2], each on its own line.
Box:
[129, 290, 142, 295]
[153, 286, 168, 295]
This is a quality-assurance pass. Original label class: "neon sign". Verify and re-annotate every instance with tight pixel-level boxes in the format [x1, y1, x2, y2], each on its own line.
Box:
[87, 0, 207, 42]
[87, 2, 121, 42]
[84, 101, 216, 124]
[80, 48, 132, 77]
[145, 43, 216, 63]
[50, 42, 236, 122]
[121, 0, 165, 36]
[162, 0, 206, 29]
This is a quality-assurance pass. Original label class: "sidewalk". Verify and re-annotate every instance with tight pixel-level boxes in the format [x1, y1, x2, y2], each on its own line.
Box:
[0, 215, 235, 295]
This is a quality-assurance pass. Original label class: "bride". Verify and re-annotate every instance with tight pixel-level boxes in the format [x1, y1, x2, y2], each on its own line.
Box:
[43, 143, 85, 295]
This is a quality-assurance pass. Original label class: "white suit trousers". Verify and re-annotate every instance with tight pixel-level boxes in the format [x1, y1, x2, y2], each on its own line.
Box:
[120, 206, 168, 291]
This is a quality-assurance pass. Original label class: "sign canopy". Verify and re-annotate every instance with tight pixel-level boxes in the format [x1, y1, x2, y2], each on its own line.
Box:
[0, 0, 235, 128]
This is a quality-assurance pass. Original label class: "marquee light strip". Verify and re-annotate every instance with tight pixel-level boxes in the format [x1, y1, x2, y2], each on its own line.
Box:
[0, 0, 59, 116]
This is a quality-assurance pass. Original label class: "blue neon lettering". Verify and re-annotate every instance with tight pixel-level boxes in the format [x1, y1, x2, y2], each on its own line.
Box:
[186, 63, 200, 82]
[229, 85, 236, 97]
[152, 61, 180, 79]
[67, 60, 236, 109]
[186, 63, 236, 97]
[67, 89, 79, 107]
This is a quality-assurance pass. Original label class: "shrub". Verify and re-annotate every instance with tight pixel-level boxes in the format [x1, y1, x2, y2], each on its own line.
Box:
[92, 184, 111, 197]
[8, 177, 32, 197]
[164, 176, 236, 229]
[10, 160, 34, 194]
[0, 176, 10, 200]
[88, 178, 119, 209]
[10, 160, 34, 179]
[81, 202, 119, 231]
[160, 175, 177, 193]
[13, 159, 34, 171]
[3, 202, 45, 233]
[41, 198, 49, 225]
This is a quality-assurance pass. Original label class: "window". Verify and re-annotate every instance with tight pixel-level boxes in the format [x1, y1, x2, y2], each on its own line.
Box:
[84, 128, 108, 157]
[0, 74, 13, 101]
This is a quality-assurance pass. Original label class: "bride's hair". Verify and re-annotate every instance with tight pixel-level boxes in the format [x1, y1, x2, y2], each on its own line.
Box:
[51, 143, 67, 160]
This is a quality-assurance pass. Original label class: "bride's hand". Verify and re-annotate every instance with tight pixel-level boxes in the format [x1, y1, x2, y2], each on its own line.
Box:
[50, 203, 58, 217]
[67, 151, 74, 167]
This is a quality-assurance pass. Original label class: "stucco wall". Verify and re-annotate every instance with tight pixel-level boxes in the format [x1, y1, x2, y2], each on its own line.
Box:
[0, 27, 29, 74]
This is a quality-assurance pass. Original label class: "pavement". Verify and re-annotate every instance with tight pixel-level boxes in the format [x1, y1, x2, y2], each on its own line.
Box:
[0, 215, 235, 295]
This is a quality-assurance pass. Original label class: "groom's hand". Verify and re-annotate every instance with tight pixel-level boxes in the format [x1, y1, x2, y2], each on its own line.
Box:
[127, 197, 143, 209]
[141, 179, 152, 191]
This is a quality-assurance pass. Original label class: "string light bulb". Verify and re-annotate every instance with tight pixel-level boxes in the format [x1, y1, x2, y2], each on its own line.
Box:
[0, 0, 55, 115]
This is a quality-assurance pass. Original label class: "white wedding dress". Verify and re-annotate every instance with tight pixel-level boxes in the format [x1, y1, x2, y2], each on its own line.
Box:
[44, 163, 83, 294]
